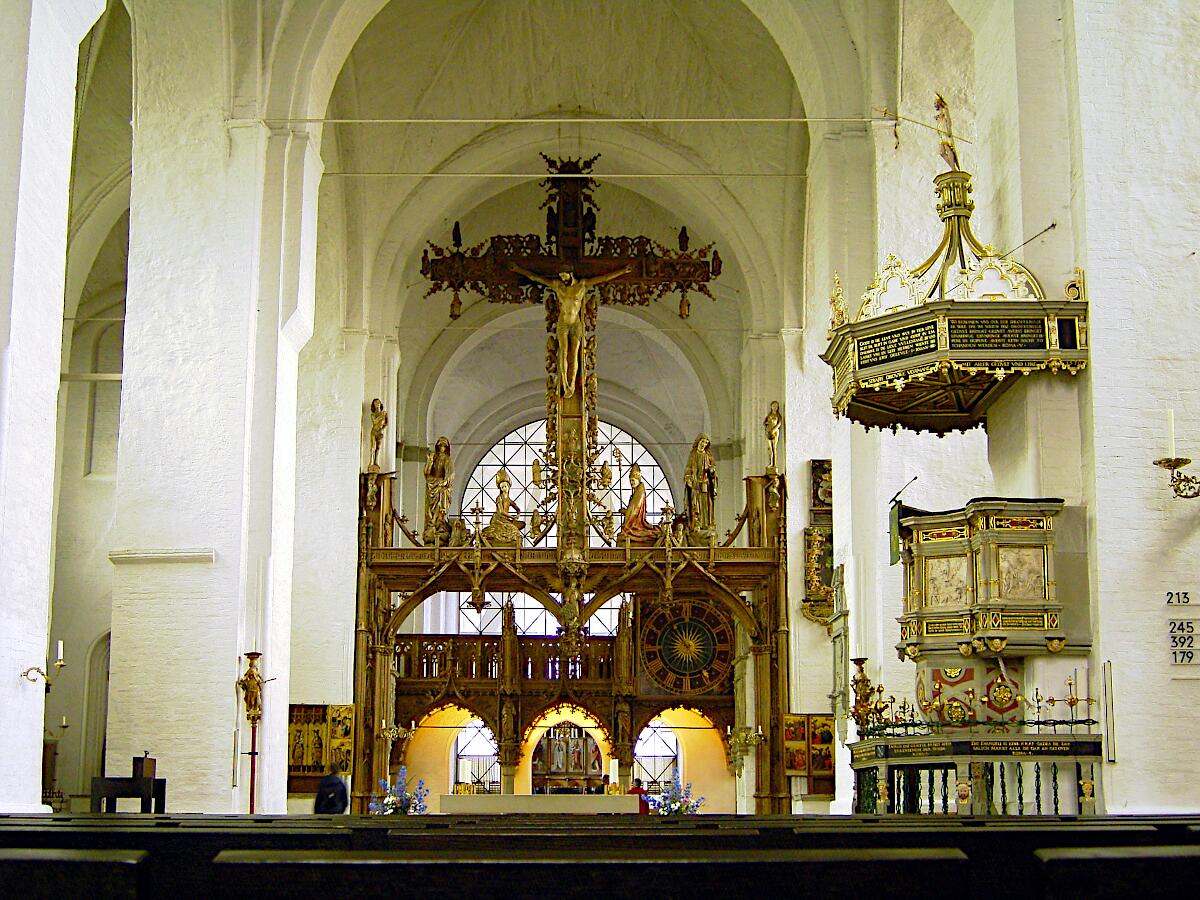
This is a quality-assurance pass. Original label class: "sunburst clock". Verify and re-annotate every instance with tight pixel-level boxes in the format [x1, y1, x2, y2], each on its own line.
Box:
[641, 599, 734, 694]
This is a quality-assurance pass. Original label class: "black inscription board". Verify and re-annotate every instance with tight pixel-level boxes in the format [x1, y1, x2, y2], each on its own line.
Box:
[856, 322, 938, 368]
[964, 739, 1087, 757]
[947, 317, 1046, 351]
[886, 740, 951, 760]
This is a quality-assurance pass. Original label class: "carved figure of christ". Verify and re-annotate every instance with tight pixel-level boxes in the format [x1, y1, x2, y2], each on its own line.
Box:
[510, 263, 632, 397]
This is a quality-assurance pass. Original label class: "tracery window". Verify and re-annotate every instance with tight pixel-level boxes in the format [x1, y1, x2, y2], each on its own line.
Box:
[453, 718, 499, 793]
[633, 718, 679, 794]
[453, 420, 673, 636]
[459, 420, 673, 546]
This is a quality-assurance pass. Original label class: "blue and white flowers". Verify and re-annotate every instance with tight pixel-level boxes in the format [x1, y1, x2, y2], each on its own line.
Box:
[649, 770, 704, 816]
[368, 766, 429, 815]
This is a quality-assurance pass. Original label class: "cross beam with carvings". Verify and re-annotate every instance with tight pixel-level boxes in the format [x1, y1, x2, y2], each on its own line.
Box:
[419, 154, 722, 320]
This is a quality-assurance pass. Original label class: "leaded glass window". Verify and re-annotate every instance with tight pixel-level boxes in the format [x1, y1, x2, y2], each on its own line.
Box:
[633, 719, 679, 794]
[449, 420, 673, 636]
[453, 718, 499, 793]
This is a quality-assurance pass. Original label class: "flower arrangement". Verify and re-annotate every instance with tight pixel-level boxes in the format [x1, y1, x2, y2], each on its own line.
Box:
[649, 769, 704, 816]
[368, 766, 429, 815]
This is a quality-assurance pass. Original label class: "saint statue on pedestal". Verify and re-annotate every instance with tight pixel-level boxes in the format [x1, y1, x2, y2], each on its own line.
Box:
[423, 436, 454, 543]
[684, 433, 718, 541]
[369, 399, 388, 469]
[619, 464, 661, 544]
[482, 468, 524, 546]
[763, 400, 783, 473]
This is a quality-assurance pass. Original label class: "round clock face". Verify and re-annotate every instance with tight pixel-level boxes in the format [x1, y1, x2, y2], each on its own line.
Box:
[641, 600, 734, 694]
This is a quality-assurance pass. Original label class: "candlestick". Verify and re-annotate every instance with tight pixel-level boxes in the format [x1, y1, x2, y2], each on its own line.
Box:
[1169, 409, 1176, 458]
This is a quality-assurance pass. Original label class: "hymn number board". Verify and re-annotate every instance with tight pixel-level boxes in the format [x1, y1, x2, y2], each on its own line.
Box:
[1167, 591, 1198, 668]
[639, 598, 735, 695]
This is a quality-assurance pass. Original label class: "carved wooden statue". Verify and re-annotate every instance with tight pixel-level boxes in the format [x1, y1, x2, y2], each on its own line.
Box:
[482, 468, 524, 546]
[369, 399, 388, 469]
[684, 433, 718, 540]
[423, 436, 454, 543]
[510, 263, 630, 397]
[763, 400, 783, 473]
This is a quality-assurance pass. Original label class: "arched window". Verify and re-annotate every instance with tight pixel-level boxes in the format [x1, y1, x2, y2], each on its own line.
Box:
[85, 321, 123, 475]
[459, 420, 673, 547]
[633, 718, 679, 794]
[451, 420, 673, 636]
[452, 718, 499, 794]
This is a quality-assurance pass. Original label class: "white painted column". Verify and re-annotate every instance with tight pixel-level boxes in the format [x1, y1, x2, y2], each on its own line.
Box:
[107, 2, 317, 813]
[0, 0, 104, 814]
[290, 174, 368, 706]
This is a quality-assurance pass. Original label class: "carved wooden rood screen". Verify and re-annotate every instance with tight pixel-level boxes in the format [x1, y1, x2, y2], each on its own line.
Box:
[354, 155, 791, 813]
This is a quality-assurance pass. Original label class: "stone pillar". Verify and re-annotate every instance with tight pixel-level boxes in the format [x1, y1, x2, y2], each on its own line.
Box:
[499, 765, 516, 795]
[617, 761, 632, 792]
[106, 2, 317, 812]
[0, 0, 104, 814]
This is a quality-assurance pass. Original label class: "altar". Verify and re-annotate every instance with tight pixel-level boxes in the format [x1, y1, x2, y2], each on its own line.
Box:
[439, 793, 641, 815]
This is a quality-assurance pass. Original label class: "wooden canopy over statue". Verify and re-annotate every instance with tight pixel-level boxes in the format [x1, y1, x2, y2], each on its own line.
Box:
[350, 156, 791, 813]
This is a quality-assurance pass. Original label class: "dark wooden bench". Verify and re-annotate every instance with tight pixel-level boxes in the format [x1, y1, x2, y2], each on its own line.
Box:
[212, 847, 969, 899]
[1036, 845, 1200, 899]
[0, 848, 147, 898]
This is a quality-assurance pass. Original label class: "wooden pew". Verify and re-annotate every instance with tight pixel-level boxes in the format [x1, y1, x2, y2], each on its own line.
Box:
[1036, 845, 1200, 899]
[213, 847, 969, 899]
[0, 848, 146, 898]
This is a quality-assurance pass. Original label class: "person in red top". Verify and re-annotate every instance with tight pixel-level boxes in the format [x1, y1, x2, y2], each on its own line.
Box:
[627, 777, 650, 815]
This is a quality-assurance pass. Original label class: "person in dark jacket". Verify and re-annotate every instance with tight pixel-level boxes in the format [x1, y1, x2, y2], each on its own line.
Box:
[314, 769, 348, 814]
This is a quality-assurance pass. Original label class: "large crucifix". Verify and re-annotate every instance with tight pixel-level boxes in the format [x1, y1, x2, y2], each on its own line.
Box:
[420, 153, 723, 643]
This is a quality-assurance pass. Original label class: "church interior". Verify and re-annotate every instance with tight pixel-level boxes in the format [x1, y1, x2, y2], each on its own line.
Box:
[3, 0, 1200, 893]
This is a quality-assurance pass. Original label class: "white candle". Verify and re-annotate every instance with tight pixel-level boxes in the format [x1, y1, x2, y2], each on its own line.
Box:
[61, 715, 68, 728]
[56, 641, 64, 663]
[1169, 409, 1176, 458]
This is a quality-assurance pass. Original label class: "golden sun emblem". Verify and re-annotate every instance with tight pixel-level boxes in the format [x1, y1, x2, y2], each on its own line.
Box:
[668, 624, 707, 664]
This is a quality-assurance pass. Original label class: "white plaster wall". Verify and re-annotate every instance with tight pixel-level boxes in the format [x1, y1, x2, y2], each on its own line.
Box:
[46, 291, 124, 799]
[1065, 0, 1200, 812]
[0, 0, 103, 813]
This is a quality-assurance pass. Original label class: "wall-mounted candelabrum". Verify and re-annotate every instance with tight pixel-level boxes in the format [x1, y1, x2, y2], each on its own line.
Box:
[726, 724, 764, 777]
[21, 641, 66, 693]
[381, 718, 416, 760]
[1154, 409, 1200, 498]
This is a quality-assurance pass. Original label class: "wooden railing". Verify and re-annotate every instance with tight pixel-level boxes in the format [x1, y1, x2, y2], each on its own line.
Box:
[395, 635, 615, 686]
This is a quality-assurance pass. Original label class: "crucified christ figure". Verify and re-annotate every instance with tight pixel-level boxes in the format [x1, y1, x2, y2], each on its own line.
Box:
[510, 263, 631, 398]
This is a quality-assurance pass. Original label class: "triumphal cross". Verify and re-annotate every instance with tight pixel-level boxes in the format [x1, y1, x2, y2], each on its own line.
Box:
[421, 154, 724, 634]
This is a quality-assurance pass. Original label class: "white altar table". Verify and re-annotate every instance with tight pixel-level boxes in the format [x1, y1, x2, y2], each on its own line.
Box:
[439, 794, 641, 814]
